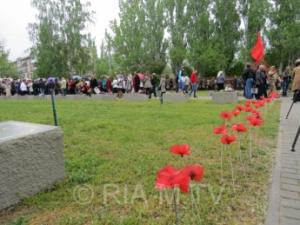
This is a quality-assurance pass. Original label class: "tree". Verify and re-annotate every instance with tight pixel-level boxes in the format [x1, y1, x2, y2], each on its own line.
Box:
[0, 42, 18, 78]
[164, 0, 188, 75]
[213, 0, 241, 71]
[109, 0, 167, 73]
[109, 0, 146, 72]
[266, 0, 300, 69]
[29, 0, 95, 77]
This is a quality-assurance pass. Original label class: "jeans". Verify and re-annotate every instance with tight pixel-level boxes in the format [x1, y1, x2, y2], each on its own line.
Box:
[282, 80, 289, 96]
[189, 84, 198, 98]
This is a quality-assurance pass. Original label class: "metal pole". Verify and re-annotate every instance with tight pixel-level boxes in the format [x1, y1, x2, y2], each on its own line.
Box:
[285, 101, 295, 119]
[51, 89, 58, 126]
[291, 125, 300, 152]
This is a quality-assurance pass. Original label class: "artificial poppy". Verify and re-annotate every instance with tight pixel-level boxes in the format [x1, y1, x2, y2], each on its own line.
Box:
[170, 144, 190, 157]
[232, 109, 241, 117]
[221, 134, 236, 145]
[155, 165, 178, 190]
[182, 164, 204, 182]
[251, 110, 262, 119]
[245, 100, 252, 107]
[246, 116, 263, 126]
[171, 171, 191, 193]
[232, 123, 247, 133]
[235, 105, 245, 112]
[269, 91, 280, 99]
[244, 106, 253, 112]
[213, 125, 227, 135]
[220, 112, 233, 120]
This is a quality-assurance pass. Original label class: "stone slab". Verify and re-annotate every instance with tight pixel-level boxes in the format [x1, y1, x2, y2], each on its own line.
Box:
[211, 91, 238, 104]
[0, 121, 65, 211]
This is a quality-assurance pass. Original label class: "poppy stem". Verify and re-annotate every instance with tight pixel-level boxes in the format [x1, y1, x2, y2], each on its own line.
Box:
[220, 145, 224, 183]
[249, 127, 253, 161]
[238, 134, 246, 176]
[190, 188, 202, 224]
[173, 189, 180, 225]
[229, 148, 236, 192]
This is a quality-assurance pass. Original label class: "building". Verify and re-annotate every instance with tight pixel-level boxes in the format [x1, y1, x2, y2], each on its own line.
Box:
[15, 56, 36, 80]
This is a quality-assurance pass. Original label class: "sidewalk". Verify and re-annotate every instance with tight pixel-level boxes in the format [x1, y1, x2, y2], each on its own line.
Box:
[266, 98, 300, 225]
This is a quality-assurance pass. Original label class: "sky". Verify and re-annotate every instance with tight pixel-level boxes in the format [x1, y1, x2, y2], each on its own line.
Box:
[0, 0, 119, 61]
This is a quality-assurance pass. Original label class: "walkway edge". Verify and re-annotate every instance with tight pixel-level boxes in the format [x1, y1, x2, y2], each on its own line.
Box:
[265, 100, 282, 225]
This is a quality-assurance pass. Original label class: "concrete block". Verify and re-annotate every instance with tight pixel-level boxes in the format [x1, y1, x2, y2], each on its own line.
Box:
[164, 93, 188, 103]
[211, 91, 238, 104]
[0, 121, 65, 211]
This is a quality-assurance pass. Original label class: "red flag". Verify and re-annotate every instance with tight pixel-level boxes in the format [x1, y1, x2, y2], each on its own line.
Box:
[251, 33, 265, 64]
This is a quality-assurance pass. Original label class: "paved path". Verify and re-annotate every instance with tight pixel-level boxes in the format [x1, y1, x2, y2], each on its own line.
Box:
[266, 98, 300, 225]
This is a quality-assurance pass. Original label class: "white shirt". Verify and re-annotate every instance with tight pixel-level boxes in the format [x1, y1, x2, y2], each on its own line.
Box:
[20, 82, 27, 91]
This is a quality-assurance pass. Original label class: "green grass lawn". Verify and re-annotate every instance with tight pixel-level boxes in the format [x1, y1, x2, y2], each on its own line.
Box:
[0, 99, 280, 225]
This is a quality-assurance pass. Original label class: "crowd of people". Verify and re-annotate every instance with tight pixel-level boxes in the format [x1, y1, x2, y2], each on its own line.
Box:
[242, 61, 300, 100]
[0, 72, 241, 98]
[1, 60, 299, 100]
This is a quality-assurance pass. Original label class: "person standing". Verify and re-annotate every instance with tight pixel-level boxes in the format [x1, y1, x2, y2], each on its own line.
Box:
[90, 76, 98, 94]
[255, 65, 268, 99]
[4, 79, 11, 96]
[184, 74, 190, 94]
[267, 66, 279, 96]
[243, 64, 256, 99]
[159, 75, 166, 104]
[60, 77, 67, 96]
[282, 67, 291, 97]
[20, 80, 28, 96]
[190, 70, 198, 98]
[133, 73, 140, 93]
[144, 74, 153, 99]
[292, 59, 300, 101]
[216, 71, 225, 91]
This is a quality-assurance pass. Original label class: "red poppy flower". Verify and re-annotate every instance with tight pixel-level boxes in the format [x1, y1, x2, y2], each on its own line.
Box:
[244, 106, 253, 112]
[252, 100, 265, 108]
[170, 144, 190, 157]
[221, 134, 236, 145]
[155, 165, 178, 190]
[258, 100, 265, 107]
[251, 109, 262, 119]
[232, 123, 247, 133]
[232, 109, 241, 117]
[245, 100, 252, 107]
[182, 164, 204, 182]
[171, 171, 191, 193]
[246, 116, 263, 126]
[220, 112, 233, 120]
[266, 98, 272, 103]
[269, 91, 280, 98]
[213, 125, 227, 135]
[155, 166, 191, 193]
[235, 105, 245, 112]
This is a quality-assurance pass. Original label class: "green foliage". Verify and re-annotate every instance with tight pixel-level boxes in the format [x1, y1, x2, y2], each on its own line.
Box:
[189, 43, 227, 76]
[267, 0, 300, 68]
[109, 0, 167, 74]
[228, 61, 245, 76]
[9, 217, 27, 225]
[27, 0, 300, 77]
[95, 58, 109, 77]
[0, 43, 17, 78]
[213, 0, 241, 71]
[165, 0, 188, 74]
[29, 0, 95, 77]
